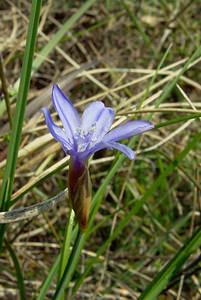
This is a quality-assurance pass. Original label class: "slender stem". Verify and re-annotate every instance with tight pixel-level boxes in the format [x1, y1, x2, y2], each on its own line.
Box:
[155, 113, 201, 129]
[125, 108, 201, 114]
[5, 239, 26, 300]
[0, 54, 12, 129]
[53, 230, 84, 300]
[37, 255, 60, 300]
[0, 0, 42, 251]
[58, 209, 75, 300]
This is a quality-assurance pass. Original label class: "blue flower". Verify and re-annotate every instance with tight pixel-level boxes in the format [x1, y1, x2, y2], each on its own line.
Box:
[42, 84, 154, 163]
[42, 84, 154, 230]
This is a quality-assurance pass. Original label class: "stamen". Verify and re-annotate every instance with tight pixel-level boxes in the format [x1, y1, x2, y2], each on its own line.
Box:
[78, 143, 88, 152]
[75, 122, 98, 152]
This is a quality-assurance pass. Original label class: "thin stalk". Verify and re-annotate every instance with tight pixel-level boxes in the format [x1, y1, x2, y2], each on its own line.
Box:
[58, 209, 75, 300]
[0, 0, 42, 250]
[37, 255, 60, 300]
[155, 112, 201, 129]
[53, 230, 84, 300]
[5, 239, 26, 300]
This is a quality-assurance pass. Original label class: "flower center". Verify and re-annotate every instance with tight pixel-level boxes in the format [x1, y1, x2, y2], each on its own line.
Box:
[74, 123, 97, 152]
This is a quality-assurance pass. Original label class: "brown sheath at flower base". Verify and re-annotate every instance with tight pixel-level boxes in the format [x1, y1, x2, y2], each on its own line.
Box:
[68, 158, 91, 231]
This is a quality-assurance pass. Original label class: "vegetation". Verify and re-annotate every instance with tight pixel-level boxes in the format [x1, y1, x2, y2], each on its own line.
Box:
[0, 1, 200, 299]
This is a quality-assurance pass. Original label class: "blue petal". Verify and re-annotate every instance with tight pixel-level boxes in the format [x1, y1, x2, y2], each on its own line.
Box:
[52, 84, 81, 143]
[103, 120, 154, 143]
[79, 141, 135, 161]
[79, 142, 106, 161]
[81, 101, 105, 131]
[106, 141, 135, 160]
[94, 107, 115, 142]
[41, 107, 72, 152]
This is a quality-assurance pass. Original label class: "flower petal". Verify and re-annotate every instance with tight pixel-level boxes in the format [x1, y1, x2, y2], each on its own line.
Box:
[41, 107, 72, 152]
[106, 141, 135, 160]
[103, 120, 154, 143]
[94, 107, 115, 142]
[81, 101, 105, 131]
[52, 84, 81, 143]
[79, 140, 135, 161]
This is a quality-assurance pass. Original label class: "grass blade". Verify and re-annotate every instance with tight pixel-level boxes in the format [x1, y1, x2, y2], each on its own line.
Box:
[58, 209, 75, 300]
[5, 240, 26, 300]
[37, 255, 60, 300]
[0, 0, 42, 249]
[139, 226, 201, 299]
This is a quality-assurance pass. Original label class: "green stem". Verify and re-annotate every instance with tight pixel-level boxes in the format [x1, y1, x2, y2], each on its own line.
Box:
[155, 112, 201, 129]
[58, 209, 75, 300]
[54, 230, 84, 300]
[5, 239, 26, 300]
[0, 0, 42, 251]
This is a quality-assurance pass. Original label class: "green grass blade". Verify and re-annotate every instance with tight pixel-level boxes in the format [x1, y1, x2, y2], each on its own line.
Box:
[37, 213, 77, 300]
[58, 209, 75, 281]
[53, 229, 84, 299]
[58, 209, 75, 300]
[37, 255, 60, 300]
[0, 0, 42, 248]
[139, 227, 201, 299]
[155, 113, 201, 128]
[5, 240, 26, 300]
